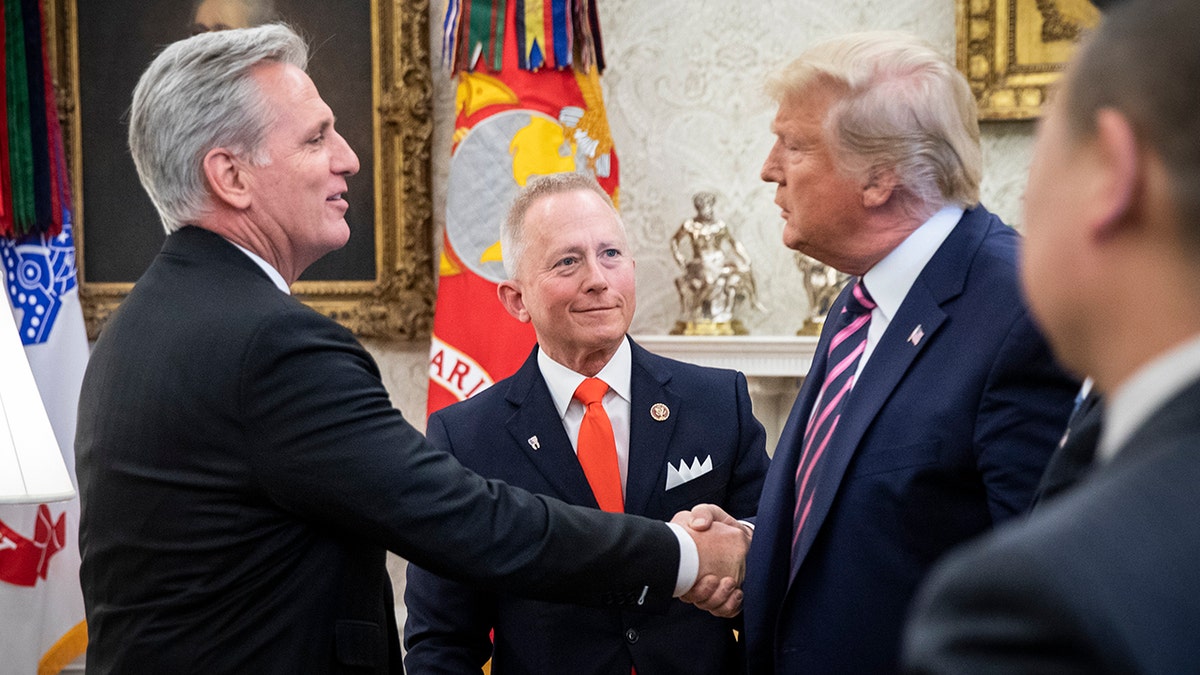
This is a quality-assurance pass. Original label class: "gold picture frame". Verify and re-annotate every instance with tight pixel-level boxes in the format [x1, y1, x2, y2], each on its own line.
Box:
[45, 0, 435, 340]
[957, 0, 1100, 120]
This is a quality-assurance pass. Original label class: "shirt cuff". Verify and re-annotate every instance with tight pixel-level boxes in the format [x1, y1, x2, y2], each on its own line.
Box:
[667, 522, 698, 597]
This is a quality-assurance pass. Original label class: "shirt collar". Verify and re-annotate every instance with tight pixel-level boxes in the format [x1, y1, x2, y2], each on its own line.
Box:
[537, 337, 633, 419]
[230, 241, 290, 294]
[1099, 332, 1200, 462]
[862, 205, 962, 323]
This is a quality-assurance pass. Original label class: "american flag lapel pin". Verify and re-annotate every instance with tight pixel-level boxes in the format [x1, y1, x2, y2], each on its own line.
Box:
[907, 325, 925, 346]
[527, 436, 540, 450]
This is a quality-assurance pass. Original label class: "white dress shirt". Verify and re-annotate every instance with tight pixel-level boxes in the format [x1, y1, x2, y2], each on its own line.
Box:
[537, 337, 633, 488]
[231, 241, 290, 294]
[1098, 333, 1200, 463]
[857, 205, 963, 379]
[537, 337, 700, 597]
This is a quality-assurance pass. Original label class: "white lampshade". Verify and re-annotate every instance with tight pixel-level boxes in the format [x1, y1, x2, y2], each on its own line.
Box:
[0, 300, 75, 504]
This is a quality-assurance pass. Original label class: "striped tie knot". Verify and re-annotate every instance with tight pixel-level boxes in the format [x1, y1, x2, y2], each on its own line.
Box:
[843, 280, 876, 316]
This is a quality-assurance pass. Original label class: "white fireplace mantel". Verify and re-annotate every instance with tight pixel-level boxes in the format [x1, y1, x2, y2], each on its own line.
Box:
[632, 334, 818, 378]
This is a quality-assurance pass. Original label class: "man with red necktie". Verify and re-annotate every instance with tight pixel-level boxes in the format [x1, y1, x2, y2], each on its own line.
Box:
[404, 172, 769, 674]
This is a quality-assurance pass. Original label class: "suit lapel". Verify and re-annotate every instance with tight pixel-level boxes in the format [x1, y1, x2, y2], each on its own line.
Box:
[747, 290, 839, 597]
[766, 310, 836, 535]
[837, 281, 948, 448]
[503, 350, 599, 508]
[625, 341, 678, 516]
[788, 209, 991, 579]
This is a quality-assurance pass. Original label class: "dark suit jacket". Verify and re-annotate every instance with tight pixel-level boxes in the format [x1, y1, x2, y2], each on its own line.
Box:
[742, 206, 1078, 674]
[904, 376, 1200, 673]
[404, 342, 769, 674]
[1030, 389, 1103, 509]
[75, 228, 681, 674]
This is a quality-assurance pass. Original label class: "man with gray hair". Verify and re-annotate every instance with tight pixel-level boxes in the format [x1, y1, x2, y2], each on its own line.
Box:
[684, 31, 1077, 672]
[404, 172, 769, 674]
[75, 25, 748, 674]
[905, 0, 1200, 669]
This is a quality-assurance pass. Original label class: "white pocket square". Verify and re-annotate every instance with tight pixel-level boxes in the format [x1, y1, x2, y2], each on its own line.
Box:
[665, 455, 713, 491]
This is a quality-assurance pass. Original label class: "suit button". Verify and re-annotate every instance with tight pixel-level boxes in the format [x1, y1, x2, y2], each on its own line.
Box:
[625, 628, 639, 644]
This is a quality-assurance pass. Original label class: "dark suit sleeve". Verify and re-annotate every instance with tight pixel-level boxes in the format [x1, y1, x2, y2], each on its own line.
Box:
[973, 312, 1077, 520]
[403, 413, 497, 674]
[903, 534, 1106, 675]
[238, 310, 680, 605]
[723, 371, 770, 519]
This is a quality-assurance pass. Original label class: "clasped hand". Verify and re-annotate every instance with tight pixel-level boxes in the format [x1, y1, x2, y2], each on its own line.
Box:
[671, 504, 751, 618]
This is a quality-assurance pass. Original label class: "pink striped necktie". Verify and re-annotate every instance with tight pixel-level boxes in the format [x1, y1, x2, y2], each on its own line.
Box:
[792, 280, 875, 566]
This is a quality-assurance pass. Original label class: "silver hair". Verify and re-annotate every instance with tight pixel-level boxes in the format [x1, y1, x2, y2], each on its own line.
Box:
[500, 172, 621, 279]
[128, 23, 308, 233]
[766, 31, 982, 213]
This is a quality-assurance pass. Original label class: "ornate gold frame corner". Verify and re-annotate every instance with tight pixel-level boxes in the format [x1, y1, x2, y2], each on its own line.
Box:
[957, 0, 1100, 120]
[46, 0, 435, 340]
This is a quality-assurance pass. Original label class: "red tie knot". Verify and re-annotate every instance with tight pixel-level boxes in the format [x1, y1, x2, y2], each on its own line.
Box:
[573, 377, 609, 406]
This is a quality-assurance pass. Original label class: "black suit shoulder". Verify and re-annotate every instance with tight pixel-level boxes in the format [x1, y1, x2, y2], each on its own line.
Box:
[80, 230, 682, 675]
[905, 395, 1200, 673]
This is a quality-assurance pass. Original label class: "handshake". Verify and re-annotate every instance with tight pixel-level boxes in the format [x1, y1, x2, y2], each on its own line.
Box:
[671, 504, 750, 618]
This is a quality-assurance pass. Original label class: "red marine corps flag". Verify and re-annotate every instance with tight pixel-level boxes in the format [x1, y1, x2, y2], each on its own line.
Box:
[428, 0, 619, 415]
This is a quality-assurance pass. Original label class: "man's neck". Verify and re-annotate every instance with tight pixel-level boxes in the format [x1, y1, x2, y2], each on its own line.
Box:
[540, 342, 623, 378]
[199, 216, 299, 284]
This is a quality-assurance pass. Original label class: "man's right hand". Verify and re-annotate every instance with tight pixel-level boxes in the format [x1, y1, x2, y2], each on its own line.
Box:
[672, 504, 751, 617]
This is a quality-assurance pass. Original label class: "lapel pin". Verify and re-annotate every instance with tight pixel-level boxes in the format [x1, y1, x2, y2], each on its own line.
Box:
[650, 403, 670, 422]
[527, 435, 540, 450]
[907, 324, 925, 346]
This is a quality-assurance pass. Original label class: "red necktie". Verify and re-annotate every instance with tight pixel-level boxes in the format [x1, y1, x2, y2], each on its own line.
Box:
[792, 280, 875, 566]
[573, 377, 624, 512]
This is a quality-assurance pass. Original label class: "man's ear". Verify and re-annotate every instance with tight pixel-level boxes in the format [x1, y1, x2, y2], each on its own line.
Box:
[497, 280, 531, 323]
[862, 166, 897, 209]
[1087, 108, 1140, 240]
[202, 147, 252, 210]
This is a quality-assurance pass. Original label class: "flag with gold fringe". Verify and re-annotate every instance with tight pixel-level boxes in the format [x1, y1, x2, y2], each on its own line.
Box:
[428, 0, 619, 415]
[0, 0, 90, 672]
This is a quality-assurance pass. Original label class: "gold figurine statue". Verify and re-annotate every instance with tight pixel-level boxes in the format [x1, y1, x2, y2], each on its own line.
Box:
[794, 253, 849, 335]
[670, 192, 763, 335]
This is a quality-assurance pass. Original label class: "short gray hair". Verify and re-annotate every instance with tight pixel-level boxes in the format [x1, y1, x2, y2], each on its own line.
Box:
[128, 23, 308, 233]
[500, 172, 620, 278]
[767, 31, 981, 213]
